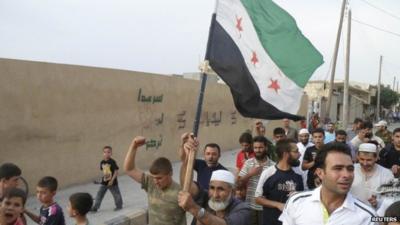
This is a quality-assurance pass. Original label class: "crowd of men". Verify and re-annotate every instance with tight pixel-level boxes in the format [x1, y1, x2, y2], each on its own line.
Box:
[1, 117, 400, 225]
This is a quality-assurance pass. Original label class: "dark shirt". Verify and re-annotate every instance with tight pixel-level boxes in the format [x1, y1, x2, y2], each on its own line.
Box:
[100, 158, 119, 186]
[303, 146, 321, 189]
[192, 187, 251, 225]
[378, 144, 400, 169]
[39, 203, 65, 225]
[194, 159, 226, 190]
[262, 166, 304, 225]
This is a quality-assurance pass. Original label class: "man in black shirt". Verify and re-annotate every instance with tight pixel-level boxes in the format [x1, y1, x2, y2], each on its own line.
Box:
[378, 128, 400, 177]
[179, 133, 226, 190]
[302, 128, 325, 189]
[179, 136, 251, 225]
[255, 139, 304, 225]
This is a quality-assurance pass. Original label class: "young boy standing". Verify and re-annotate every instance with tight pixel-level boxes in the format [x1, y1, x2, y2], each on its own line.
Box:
[67, 193, 93, 225]
[25, 176, 65, 225]
[91, 146, 123, 212]
[0, 188, 26, 225]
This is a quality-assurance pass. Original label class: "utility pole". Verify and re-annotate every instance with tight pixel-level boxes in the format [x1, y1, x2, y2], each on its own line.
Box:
[393, 76, 396, 91]
[343, 9, 351, 130]
[376, 55, 382, 121]
[327, 0, 347, 121]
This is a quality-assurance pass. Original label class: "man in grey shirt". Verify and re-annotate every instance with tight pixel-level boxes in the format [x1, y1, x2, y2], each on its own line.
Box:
[283, 118, 298, 141]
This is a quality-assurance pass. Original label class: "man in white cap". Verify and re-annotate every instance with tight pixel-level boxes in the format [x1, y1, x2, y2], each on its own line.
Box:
[350, 143, 394, 208]
[293, 128, 314, 190]
[179, 137, 251, 225]
[374, 120, 392, 145]
[297, 129, 313, 162]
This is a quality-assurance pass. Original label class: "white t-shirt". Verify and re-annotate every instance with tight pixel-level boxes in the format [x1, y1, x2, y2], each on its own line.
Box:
[279, 187, 378, 225]
[350, 164, 394, 206]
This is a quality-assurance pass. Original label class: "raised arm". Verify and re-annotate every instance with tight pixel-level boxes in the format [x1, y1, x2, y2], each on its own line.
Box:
[179, 132, 190, 161]
[178, 191, 228, 225]
[179, 134, 199, 197]
[124, 136, 146, 183]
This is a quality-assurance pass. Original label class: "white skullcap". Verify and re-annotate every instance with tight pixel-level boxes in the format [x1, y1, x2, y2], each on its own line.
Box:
[299, 128, 309, 135]
[374, 120, 387, 127]
[210, 170, 235, 185]
[359, 143, 377, 153]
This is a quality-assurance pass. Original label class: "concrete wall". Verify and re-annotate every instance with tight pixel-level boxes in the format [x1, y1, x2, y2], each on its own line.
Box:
[1, 58, 307, 191]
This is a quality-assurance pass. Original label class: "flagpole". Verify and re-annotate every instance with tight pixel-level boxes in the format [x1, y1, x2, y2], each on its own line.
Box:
[183, 1, 218, 192]
[342, 9, 351, 130]
[326, 0, 347, 121]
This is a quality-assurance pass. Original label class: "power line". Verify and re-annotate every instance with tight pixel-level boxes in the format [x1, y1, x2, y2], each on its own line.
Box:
[352, 18, 400, 38]
[358, 0, 400, 22]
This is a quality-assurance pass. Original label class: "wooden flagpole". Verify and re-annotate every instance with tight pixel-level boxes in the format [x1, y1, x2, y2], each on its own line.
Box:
[183, 3, 218, 192]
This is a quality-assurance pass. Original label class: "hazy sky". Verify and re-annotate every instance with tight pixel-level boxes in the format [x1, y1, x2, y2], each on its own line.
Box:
[0, 0, 399, 87]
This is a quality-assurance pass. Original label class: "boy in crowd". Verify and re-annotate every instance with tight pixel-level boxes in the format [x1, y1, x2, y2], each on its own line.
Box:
[67, 193, 93, 225]
[0, 188, 26, 225]
[236, 132, 255, 172]
[91, 146, 123, 212]
[0, 163, 22, 201]
[25, 176, 65, 225]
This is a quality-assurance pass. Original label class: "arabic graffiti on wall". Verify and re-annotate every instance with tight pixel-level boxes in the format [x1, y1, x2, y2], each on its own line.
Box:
[204, 111, 222, 127]
[137, 88, 163, 104]
[145, 135, 163, 150]
[177, 111, 186, 129]
[231, 110, 237, 125]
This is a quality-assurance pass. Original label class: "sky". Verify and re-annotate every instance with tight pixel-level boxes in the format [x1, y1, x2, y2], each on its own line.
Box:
[0, 0, 399, 88]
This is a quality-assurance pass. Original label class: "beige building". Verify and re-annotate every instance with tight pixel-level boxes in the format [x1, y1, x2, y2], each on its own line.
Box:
[1, 58, 307, 191]
[305, 80, 376, 126]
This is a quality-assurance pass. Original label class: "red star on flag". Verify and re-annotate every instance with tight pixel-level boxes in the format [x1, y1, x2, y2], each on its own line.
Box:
[251, 51, 258, 65]
[268, 79, 280, 93]
[236, 16, 243, 32]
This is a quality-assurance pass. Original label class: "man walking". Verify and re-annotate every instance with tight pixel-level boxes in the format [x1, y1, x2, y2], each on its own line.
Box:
[280, 142, 377, 225]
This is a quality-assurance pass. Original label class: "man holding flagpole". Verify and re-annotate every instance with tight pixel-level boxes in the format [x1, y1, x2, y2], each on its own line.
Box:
[178, 135, 251, 225]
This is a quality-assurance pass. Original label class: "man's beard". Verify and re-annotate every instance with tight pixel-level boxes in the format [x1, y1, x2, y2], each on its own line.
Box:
[288, 157, 300, 167]
[301, 140, 308, 145]
[206, 159, 218, 167]
[208, 193, 231, 211]
[255, 151, 267, 160]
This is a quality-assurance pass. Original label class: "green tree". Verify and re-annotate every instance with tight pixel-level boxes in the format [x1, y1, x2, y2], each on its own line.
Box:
[371, 86, 400, 108]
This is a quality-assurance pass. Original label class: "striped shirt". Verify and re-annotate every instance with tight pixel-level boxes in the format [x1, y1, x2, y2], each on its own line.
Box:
[239, 157, 275, 210]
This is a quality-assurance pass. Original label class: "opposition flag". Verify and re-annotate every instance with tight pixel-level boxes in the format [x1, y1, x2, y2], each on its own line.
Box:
[208, 0, 324, 121]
